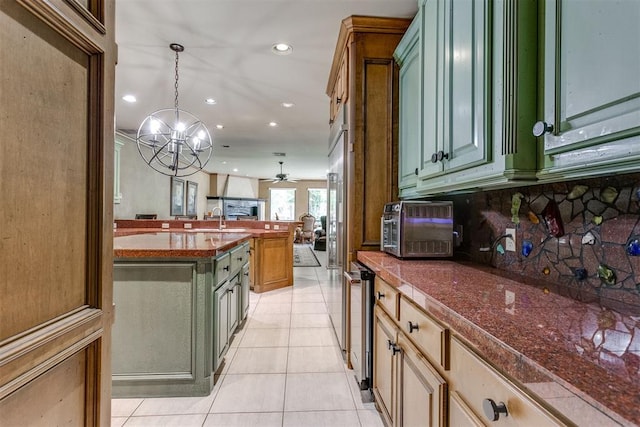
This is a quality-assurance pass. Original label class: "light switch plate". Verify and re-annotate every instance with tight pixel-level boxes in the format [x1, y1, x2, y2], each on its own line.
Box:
[505, 228, 516, 252]
[161, 223, 170, 229]
[265, 224, 270, 229]
[184, 223, 192, 229]
[274, 224, 280, 230]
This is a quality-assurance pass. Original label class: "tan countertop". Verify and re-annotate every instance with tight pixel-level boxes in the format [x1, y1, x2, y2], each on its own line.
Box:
[357, 251, 640, 426]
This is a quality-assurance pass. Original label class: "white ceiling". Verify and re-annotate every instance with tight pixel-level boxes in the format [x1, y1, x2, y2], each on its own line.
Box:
[114, 0, 418, 181]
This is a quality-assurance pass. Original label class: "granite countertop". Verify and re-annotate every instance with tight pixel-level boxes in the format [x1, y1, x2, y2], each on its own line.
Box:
[357, 251, 640, 426]
[114, 230, 252, 258]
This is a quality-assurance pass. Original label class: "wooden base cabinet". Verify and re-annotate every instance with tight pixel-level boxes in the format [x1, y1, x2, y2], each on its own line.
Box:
[448, 337, 567, 426]
[372, 275, 571, 426]
[374, 306, 397, 425]
[250, 234, 293, 293]
[374, 306, 448, 427]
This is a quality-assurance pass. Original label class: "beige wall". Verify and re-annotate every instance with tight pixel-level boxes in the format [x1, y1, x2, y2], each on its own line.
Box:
[114, 133, 210, 219]
[259, 180, 327, 220]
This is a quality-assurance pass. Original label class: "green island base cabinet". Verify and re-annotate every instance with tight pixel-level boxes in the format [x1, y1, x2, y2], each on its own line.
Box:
[111, 241, 249, 398]
[396, 0, 640, 198]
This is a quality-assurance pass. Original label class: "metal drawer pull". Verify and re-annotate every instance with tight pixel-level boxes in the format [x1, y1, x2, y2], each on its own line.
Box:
[483, 398, 508, 421]
[407, 321, 419, 333]
[223, 265, 230, 271]
[376, 291, 385, 300]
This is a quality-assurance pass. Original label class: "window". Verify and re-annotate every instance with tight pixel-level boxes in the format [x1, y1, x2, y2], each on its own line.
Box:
[308, 188, 327, 225]
[270, 188, 296, 220]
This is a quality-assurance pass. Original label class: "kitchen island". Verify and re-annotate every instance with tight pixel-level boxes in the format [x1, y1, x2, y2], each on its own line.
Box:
[358, 251, 639, 426]
[113, 229, 252, 398]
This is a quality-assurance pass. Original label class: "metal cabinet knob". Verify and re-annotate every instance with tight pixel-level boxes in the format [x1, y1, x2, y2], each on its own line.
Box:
[407, 321, 419, 333]
[532, 121, 553, 137]
[376, 292, 385, 300]
[223, 265, 229, 271]
[431, 150, 449, 163]
[482, 398, 508, 421]
[391, 344, 401, 356]
[414, 167, 419, 176]
[237, 257, 243, 261]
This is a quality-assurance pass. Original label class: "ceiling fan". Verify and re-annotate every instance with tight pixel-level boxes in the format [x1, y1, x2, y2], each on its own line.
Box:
[262, 161, 298, 183]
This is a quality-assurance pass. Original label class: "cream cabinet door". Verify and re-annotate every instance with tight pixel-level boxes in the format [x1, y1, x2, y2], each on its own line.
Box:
[540, 0, 640, 170]
[397, 334, 447, 427]
[373, 306, 397, 426]
[450, 391, 485, 427]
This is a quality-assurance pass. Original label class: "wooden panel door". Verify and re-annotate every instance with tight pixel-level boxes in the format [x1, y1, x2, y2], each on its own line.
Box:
[0, 0, 115, 425]
[373, 306, 396, 426]
[397, 334, 447, 427]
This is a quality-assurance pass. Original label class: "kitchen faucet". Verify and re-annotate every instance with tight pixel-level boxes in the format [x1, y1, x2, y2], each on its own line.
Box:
[211, 207, 224, 230]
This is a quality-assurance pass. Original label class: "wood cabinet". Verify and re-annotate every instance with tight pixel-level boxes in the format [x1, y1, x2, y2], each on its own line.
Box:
[214, 242, 250, 371]
[396, 0, 538, 197]
[327, 16, 411, 264]
[250, 233, 293, 293]
[372, 276, 570, 426]
[0, 1, 116, 424]
[373, 305, 448, 427]
[537, 0, 640, 181]
[448, 337, 566, 426]
[241, 262, 250, 320]
[373, 277, 448, 427]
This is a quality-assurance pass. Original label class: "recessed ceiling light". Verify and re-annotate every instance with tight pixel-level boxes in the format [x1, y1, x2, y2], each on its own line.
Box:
[216, 124, 224, 129]
[205, 98, 217, 105]
[272, 43, 292, 55]
[222, 161, 227, 164]
[281, 102, 295, 108]
[268, 122, 278, 127]
[122, 94, 137, 103]
[233, 168, 238, 172]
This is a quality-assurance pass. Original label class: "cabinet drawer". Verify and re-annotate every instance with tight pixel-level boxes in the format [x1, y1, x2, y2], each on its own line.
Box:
[399, 296, 449, 369]
[449, 337, 566, 426]
[374, 277, 399, 319]
[230, 242, 249, 273]
[215, 253, 230, 285]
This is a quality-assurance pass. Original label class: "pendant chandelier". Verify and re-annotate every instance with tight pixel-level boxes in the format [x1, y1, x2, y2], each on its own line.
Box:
[136, 43, 213, 177]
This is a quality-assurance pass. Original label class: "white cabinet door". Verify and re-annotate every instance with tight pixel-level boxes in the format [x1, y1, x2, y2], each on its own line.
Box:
[541, 0, 640, 167]
[397, 334, 447, 427]
[373, 306, 397, 426]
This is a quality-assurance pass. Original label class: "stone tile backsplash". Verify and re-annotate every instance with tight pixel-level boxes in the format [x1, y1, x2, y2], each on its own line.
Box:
[450, 173, 640, 311]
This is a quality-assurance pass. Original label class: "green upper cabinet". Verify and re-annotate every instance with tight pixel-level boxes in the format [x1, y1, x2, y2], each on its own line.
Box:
[419, 0, 494, 190]
[396, 0, 539, 197]
[537, 0, 640, 181]
[395, 11, 422, 198]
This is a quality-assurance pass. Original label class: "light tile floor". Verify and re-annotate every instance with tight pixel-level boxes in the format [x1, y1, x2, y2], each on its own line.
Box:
[112, 249, 384, 427]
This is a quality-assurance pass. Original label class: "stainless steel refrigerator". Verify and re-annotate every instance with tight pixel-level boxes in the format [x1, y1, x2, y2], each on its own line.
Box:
[326, 105, 347, 351]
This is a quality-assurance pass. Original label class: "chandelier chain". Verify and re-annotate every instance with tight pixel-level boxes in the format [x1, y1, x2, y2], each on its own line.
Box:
[174, 49, 180, 109]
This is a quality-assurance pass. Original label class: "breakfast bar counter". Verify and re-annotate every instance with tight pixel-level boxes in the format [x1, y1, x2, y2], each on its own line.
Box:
[358, 251, 640, 426]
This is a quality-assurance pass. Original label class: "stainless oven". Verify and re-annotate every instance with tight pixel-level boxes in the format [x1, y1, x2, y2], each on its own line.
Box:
[344, 261, 375, 397]
[381, 201, 454, 258]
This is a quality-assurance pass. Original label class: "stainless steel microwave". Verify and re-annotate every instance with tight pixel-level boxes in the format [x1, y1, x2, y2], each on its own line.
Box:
[381, 201, 454, 258]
